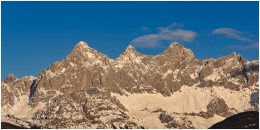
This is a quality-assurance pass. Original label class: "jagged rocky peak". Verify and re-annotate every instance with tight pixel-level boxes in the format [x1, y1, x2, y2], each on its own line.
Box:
[3, 74, 16, 84]
[66, 41, 108, 62]
[168, 42, 183, 48]
[217, 52, 247, 65]
[117, 44, 144, 63]
[227, 52, 246, 61]
[124, 45, 139, 55]
[67, 41, 89, 58]
[76, 40, 89, 48]
[126, 44, 134, 50]
[162, 42, 195, 58]
[71, 41, 90, 52]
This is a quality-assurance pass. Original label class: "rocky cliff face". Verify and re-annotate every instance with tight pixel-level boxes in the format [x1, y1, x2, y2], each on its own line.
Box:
[2, 41, 259, 128]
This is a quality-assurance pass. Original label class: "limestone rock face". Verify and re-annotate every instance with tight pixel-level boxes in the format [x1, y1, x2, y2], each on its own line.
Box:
[2, 41, 259, 128]
[2, 75, 36, 110]
[3, 74, 17, 84]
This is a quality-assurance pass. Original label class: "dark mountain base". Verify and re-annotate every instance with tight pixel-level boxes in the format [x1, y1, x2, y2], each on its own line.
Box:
[1, 122, 41, 129]
[209, 111, 259, 129]
[1, 122, 25, 129]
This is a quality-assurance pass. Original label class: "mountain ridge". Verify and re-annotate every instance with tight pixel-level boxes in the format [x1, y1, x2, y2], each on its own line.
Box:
[2, 41, 259, 129]
[4, 41, 256, 79]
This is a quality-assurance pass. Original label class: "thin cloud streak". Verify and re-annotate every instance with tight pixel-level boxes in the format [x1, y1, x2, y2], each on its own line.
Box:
[229, 43, 259, 50]
[212, 28, 255, 43]
[212, 28, 258, 50]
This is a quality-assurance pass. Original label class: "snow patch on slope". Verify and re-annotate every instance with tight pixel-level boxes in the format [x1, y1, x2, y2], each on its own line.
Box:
[162, 68, 180, 79]
[205, 68, 222, 81]
[187, 114, 225, 128]
[8, 95, 46, 118]
[112, 85, 213, 114]
[212, 87, 254, 111]
[112, 85, 256, 128]
[128, 109, 165, 128]
[162, 69, 173, 79]
[46, 67, 67, 78]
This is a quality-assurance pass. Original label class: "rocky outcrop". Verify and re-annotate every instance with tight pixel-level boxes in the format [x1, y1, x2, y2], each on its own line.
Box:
[3, 74, 16, 84]
[2, 75, 35, 108]
[159, 112, 195, 128]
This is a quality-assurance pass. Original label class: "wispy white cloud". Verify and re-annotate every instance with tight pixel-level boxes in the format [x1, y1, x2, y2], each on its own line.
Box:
[212, 28, 255, 43]
[212, 28, 258, 50]
[131, 34, 162, 48]
[131, 23, 197, 48]
[229, 43, 259, 50]
[158, 22, 184, 30]
[160, 29, 197, 42]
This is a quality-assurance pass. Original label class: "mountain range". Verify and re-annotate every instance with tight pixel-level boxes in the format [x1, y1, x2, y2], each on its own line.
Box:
[1, 41, 259, 128]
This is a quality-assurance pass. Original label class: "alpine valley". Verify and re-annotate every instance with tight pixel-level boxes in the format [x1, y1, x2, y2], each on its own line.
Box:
[1, 41, 259, 128]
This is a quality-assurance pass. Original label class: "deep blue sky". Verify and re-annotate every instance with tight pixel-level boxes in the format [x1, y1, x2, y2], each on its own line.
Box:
[2, 1, 259, 78]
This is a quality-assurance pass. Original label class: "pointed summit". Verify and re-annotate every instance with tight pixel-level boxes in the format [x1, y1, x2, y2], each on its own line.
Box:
[124, 45, 138, 55]
[70, 41, 91, 54]
[170, 42, 183, 46]
[67, 41, 106, 62]
[121, 45, 145, 58]
[117, 45, 144, 63]
[126, 45, 134, 50]
[166, 42, 184, 50]
[162, 42, 194, 58]
[74, 41, 89, 49]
